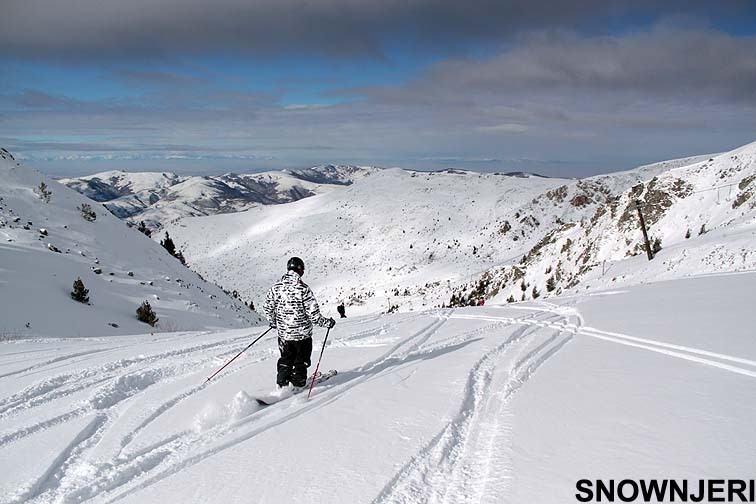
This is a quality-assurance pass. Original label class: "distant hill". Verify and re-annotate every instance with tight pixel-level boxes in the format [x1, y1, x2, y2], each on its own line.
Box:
[59, 165, 377, 230]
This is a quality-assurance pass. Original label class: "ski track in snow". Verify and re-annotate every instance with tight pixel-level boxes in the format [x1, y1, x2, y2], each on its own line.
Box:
[0, 315, 448, 503]
[451, 303, 756, 380]
[10, 414, 109, 504]
[372, 310, 575, 504]
[3, 301, 754, 503]
[0, 332, 255, 418]
[0, 347, 125, 380]
[373, 299, 756, 504]
[0, 331, 278, 504]
[99, 314, 454, 503]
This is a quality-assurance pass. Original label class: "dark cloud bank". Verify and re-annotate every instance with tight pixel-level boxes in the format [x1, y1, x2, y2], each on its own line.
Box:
[3, 0, 751, 59]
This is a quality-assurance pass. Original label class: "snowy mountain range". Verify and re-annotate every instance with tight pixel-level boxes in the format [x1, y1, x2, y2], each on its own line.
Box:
[0, 150, 261, 337]
[2, 144, 755, 503]
[59, 165, 377, 230]
[157, 143, 756, 317]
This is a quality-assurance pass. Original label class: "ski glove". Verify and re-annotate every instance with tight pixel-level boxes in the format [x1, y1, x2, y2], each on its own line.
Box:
[327, 318, 336, 329]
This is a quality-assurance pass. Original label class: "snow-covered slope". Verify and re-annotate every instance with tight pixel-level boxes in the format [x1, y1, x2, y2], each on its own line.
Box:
[0, 151, 261, 337]
[164, 141, 756, 316]
[468, 141, 756, 304]
[60, 165, 377, 229]
[164, 168, 568, 315]
[1, 272, 754, 502]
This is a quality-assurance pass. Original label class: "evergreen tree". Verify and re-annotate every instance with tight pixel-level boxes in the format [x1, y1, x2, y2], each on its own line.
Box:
[546, 276, 556, 292]
[532, 286, 540, 299]
[35, 182, 52, 203]
[652, 237, 663, 254]
[685, 228, 691, 239]
[175, 250, 187, 265]
[70, 277, 89, 303]
[507, 295, 515, 303]
[161, 232, 177, 256]
[136, 301, 159, 326]
[699, 223, 707, 235]
[137, 221, 152, 237]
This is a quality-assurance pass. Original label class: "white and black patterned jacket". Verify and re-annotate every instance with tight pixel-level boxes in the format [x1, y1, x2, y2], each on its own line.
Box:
[263, 270, 330, 341]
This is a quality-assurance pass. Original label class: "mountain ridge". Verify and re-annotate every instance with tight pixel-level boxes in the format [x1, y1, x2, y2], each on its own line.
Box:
[159, 142, 756, 316]
[59, 165, 379, 229]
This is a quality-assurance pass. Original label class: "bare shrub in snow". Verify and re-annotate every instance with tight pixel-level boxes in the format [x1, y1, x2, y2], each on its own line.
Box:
[79, 203, 97, 221]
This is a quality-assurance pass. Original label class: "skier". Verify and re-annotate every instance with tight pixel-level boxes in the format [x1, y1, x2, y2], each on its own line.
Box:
[337, 302, 346, 318]
[263, 257, 335, 389]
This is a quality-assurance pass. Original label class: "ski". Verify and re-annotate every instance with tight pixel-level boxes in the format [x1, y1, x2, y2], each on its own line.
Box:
[255, 369, 338, 406]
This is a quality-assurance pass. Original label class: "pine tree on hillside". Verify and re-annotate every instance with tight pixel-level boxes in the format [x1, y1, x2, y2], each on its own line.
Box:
[175, 250, 187, 265]
[652, 237, 662, 254]
[136, 301, 159, 326]
[161, 232, 177, 256]
[35, 182, 52, 203]
[70, 277, 89, 304]
[546, 276, 556, 293]
[137, 221, 152, 237]
[507, 295, 515, 303]
[532, 286, 540, 299]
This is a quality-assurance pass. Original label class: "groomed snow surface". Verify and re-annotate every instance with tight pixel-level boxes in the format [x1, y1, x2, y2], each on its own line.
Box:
[2, 272, 755, 503]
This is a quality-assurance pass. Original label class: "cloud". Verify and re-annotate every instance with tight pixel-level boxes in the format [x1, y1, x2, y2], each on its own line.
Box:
[12, 90, 79, 109]
[112, 69, 203, 88]
[476, 123, 529, 134]
[2, 0, 750, 59]
[364, 27, 756, 106]
[283, 104, 332, 111]
[3, 26, 756, 177]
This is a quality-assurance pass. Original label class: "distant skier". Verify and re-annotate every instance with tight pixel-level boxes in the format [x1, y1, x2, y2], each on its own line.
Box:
[263, 257, 335, 388]
[337, 303, 346, 318]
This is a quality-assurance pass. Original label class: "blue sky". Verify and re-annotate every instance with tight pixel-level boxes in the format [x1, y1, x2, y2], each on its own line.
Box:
[2, 0, 756, 177]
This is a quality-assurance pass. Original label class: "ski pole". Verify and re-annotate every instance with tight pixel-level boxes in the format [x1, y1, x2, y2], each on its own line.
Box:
[307, 326, 332, 399]
[205, 327, 273, 383]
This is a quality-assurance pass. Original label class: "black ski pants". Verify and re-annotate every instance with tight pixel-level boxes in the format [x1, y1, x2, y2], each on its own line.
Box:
[277, 337, 312, 387]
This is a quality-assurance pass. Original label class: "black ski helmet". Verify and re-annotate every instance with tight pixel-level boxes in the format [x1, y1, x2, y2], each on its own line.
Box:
[287, 256, 305, 273]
